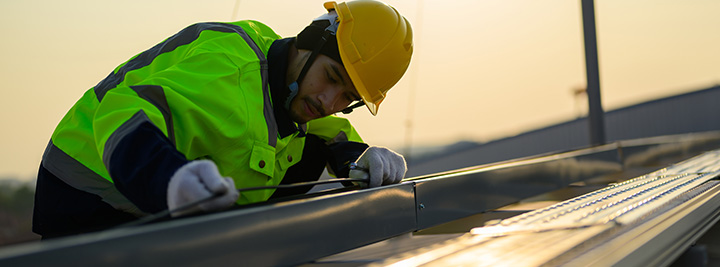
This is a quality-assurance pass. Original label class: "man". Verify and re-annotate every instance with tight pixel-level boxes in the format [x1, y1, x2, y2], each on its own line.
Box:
[33, 0, 413, 239]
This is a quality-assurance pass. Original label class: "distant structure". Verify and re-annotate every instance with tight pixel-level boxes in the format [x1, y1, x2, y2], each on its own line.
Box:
[408, 85, 720, 177]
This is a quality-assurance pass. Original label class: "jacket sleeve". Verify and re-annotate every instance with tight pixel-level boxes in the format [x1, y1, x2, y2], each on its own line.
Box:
[306, 115, 363, 143]
[306, 115, 368, 178]
[92, 49, 246, 213]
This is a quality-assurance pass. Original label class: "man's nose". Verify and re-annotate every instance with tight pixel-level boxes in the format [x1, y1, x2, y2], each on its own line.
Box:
[320, 87, 343, 113]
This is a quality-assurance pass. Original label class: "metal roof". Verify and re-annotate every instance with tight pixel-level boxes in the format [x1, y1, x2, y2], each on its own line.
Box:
[2, 131, 720, 266]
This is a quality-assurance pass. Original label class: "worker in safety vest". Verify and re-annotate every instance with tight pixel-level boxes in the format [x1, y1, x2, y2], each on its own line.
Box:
[33, 0, 413, 239]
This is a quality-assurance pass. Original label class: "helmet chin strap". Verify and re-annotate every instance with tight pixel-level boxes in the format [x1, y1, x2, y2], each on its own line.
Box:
[285, 35, 366, 115]
[285, 11, 342, 112]
[285, 41, 366, 115]
[341, 102, 366, 114]
[285, 11, 366, 115]
[284, 30, 331, 111]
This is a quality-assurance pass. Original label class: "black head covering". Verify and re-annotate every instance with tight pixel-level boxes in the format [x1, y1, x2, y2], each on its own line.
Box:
[295, 15, 343, 65]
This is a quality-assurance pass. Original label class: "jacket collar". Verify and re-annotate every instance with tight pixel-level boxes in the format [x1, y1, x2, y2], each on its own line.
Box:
[268, 37, 305, 138]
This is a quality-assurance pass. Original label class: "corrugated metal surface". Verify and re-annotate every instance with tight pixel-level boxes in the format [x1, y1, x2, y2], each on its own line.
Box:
[373, 150, 720, 266]
[1, 132, 720, 266]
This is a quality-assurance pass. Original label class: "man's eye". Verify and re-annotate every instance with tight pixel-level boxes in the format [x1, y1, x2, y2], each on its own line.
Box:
[326, 72, 337, 83]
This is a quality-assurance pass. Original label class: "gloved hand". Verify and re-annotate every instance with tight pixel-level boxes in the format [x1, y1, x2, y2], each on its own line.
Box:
[349, 146, 407, 188]
[167, 160, 239, 217]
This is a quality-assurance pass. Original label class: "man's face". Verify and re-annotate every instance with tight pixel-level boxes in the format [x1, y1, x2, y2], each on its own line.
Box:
[288, 53, 361, 124]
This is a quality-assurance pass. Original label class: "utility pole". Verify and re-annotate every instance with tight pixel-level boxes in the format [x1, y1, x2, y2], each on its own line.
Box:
[581, 0, 606, 146]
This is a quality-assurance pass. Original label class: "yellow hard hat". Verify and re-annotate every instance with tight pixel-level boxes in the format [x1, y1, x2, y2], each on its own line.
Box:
[324, 1, 414, 115]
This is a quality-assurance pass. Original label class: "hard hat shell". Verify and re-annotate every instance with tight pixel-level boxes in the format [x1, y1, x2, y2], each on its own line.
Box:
[324, 1, 413, 115]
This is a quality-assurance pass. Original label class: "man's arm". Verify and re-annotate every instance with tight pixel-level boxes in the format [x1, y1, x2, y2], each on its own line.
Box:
[93, 50, 246, 214]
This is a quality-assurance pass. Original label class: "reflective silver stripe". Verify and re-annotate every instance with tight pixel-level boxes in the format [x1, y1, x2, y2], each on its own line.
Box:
[262, 62, 278, 148]
[45, 24, 276, 217]
[130, 85, 175, 145]
[103, 111, 152, 170]
[95, 23, 253, 102]
[42, 141, 147, 217]
[232, 27, 278, 148]
[94, 22, 277, 147]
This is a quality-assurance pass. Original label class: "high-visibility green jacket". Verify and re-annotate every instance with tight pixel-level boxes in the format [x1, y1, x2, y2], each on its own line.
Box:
[39, 21, 363, 218]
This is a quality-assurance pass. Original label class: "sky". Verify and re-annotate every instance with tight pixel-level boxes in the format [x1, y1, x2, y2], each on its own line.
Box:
[0, 0, 718, 181]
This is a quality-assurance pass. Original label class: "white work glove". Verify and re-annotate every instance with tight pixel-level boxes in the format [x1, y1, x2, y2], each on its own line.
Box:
[349, 146, 407, 188]
[167, 160, 239, 217]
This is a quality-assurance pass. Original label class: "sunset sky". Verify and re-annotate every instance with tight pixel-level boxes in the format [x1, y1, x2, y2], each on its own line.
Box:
[1, 0, 718, 181]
